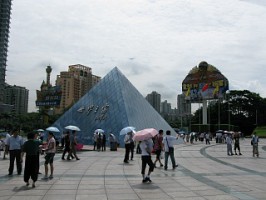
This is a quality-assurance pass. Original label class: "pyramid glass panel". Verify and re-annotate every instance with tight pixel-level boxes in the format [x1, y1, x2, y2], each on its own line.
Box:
[52, 67, 179, 146]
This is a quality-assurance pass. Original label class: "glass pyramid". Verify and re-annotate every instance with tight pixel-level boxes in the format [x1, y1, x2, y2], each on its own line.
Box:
[53, 67, 177, 146]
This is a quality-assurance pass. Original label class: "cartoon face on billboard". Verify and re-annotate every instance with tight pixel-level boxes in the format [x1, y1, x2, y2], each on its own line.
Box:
[182, 62, 229, 102]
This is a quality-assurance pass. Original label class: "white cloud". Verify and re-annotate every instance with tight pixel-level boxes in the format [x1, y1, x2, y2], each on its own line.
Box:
[6, 0, 266, 112]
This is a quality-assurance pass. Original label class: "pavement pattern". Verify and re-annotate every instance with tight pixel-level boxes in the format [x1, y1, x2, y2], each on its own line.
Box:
[0, 138, 265, 200]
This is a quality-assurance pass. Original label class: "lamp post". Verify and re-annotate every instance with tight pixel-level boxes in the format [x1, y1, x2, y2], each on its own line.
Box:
[218, 98, 221, 130]
[226, 90, 230, 131]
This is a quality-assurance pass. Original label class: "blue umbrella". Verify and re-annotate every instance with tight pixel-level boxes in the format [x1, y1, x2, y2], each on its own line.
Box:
[120, 126, 136, 135]
[46, 127, 60, 132]
[95, 129, 104, 133]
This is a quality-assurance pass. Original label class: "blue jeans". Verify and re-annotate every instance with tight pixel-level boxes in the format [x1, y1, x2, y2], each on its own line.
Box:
[164, 151, 176, 169]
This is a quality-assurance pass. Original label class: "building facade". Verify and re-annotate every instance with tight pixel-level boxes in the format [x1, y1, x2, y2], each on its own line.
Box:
[145, 91, 161, 113]
[0, 0, 12, 104]
[161, 100, 171, 114]
[4, 84, 29, 114]
[177, 94, 191, 128]
[55, 64, 101, 114]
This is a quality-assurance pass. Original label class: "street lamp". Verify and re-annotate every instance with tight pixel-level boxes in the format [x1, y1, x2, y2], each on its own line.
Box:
[226, 90, 231, 131]
[217, 98, 221, 130]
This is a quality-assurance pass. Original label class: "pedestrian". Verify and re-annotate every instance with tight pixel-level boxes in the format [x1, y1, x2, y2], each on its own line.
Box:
[21, 132, 40, 188]
[129, 136, 135, 160]
[61, 131, 73, 160]
[226, 134, 233, 156]
[67, 130, 80, 160]
[0, 139, 4, 156]
[162, 130, 178, 170]
[140, 138, 154, 183]
[43, 132, 56, 179]
[5, 128, 24, 175]
[33, 132, 43, 174]
[101, 134, 106, 151]
[234, 132, 242, 155]
[205, 132, 210, 145]
[123, 131, 133, 163]
[153, 130, 164, 168]
[97, 133, 102, 152]
[93, 133, 98, 151]
[136, 141, 142, 154]
[251, 132, 259, 157]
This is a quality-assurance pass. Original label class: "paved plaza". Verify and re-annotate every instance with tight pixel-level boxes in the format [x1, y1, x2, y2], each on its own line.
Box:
[0, 138, 265, 200]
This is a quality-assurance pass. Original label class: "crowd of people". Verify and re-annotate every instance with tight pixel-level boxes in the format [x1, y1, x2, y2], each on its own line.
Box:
[123, 129, 179, 183]
[0, 128, 82, 188]
[0, 127, 261, 187]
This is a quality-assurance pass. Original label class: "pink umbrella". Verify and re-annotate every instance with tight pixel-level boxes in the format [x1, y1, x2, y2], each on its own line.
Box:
[133, 128, 158, 141]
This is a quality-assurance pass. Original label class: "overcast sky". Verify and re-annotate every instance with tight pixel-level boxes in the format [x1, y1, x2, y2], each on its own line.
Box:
[6, 0, 266, 112]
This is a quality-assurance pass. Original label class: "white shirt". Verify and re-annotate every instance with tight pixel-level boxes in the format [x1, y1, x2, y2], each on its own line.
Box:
[46, 137, 56, 153]
[6, 135, 24, 150]
[140, 139, 153, 156]
[226, 136, 232, 145]
[124, 133, 133, 144]
[163, 135, 176, 152]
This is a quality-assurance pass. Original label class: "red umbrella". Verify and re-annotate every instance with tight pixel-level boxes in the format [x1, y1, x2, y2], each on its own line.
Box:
[132, 128, 158, 141]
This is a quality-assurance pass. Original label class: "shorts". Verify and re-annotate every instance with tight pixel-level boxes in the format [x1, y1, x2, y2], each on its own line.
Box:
[45, 153, 55, 165]
[155, 149, 162, 159]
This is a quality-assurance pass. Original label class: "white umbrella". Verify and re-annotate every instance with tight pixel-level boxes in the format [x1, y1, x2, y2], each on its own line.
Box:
[120, 126, 136, 135]
[37, 129, 44, 132]
[65, 125, 81, 131]
[95, 129, 104, 133]
[46, 127, 60, 132]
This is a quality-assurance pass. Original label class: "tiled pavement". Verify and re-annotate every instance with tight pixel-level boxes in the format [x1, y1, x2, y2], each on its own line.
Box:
[0, 139, 265, 200]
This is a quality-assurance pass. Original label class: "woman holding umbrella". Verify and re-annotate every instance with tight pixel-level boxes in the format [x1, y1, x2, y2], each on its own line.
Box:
[140, 138, 154, 183]
[67, 130, 80, 160]
[133, 128, 158, 183]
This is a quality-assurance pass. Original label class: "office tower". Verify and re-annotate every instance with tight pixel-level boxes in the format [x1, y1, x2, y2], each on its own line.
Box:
[145, 91, 161, 113]
[177, 94, 191, 116]
[161, 100, 171, 114]
[0, 0, 12, 103]
[177, 94, 191, 128]
[55, 64, 101, 114]
[4, 84, 29, 114]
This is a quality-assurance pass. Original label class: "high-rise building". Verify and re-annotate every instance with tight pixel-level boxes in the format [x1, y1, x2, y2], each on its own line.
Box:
[177, 94, 191, 127]
[55, 64, 101, 114]
[145, 91, 161, 113]
[0, 0, 12, 104]
[161, 100, 171, 114]
[4, 84, 29, 114]
[177, 94, 191, 116]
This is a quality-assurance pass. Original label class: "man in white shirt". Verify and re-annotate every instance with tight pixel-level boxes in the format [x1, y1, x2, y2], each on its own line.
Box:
[6, 128, 24, 175]
[140, 138, 154, 183]
[162, 130, 178, 170]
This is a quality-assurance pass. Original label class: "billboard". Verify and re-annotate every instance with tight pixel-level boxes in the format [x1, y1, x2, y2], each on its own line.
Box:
[36, 86, 62, 106]
[182, 61, 229, 102]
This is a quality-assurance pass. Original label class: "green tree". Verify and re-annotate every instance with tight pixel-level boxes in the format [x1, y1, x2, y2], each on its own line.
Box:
[191, 90, 266, 135]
